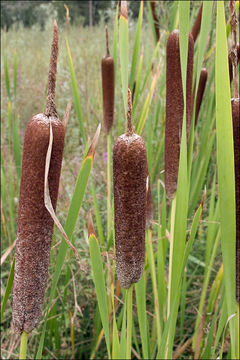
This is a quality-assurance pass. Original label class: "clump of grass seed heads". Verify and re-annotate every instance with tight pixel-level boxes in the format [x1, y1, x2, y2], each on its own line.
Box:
[12, 20, 66, 334]
[101, 25, 114, 135]
[165, 30, 194, 199]
[195, 67, 208, 125]
[191, 2, 203, 43]
[113, 88, 148, 289]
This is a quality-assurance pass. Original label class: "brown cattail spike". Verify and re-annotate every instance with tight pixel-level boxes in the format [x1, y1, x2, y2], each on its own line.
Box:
[229, 44, 240, 83]
[101, 26, 114, 135]
[150, 1, 160, 43]
[165, 30, 194, 199]
[231, 98, 240, 302]
[113, 88, 148, 289]
[12, 21, 65, 334]
[195, 68, 208, 124]
[45, 20, 58, 117]
[191, 2, 203, 42]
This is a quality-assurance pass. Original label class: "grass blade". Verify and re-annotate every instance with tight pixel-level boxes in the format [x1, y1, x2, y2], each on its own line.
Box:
[89, 233, 111, 358]
[1, 257, 15, 321]
[216, 2, 236, 357]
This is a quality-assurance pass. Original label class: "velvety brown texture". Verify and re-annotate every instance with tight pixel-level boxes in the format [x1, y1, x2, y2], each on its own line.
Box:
[191, 2, 203, 42]
[195, 68, 208, 124]
[165, 30, 194, 199]
[101, 55, 114, 134]
[12, 115, 65, 334]
[113, 133, 147, 289]
[150, 1, 160, 42]
[228, 43, 240, 84]
[232, 98, 240, 303]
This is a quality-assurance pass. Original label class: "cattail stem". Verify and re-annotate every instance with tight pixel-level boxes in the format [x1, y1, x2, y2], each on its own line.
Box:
[45, 20, 58, 117]
[19, 331, 28, 360]
[105, 25, 110, 56]
[229, 0, 239, 98]
[126, 285, 133, 359]
[107, 133, 112, 241]
[127, 88, 133, 134]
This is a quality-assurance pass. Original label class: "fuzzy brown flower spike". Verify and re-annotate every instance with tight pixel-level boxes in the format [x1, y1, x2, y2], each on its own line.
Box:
[101, 25, 114, 134]
[113, 88, 148, 289]
[191, 2, 203, 42]
[165, 30, 194, 199]
[12, 20, 66, 334]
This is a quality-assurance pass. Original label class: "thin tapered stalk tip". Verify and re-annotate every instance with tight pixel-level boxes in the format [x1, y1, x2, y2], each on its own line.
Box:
[105, 24, 110, 56]
[44, 20, 59, 117]
[127, 88, 133, 134]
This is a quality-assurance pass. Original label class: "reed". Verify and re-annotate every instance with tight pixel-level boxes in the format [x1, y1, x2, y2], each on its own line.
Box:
[113, 88, 147, 289]
[12, 20, 65, 335]
[165, 30, 194, 199]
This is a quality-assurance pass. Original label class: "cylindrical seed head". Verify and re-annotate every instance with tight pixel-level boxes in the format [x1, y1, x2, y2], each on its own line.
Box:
[195, 67, 208, 124]
[228, 43, 240, 84]
[12, 20, 65, 334]
[113, 89, 148, 289]
[191, 2, 203, 42]
[165, 30, 194, 199]
[13, 115, 65, 333]
[232, 98, 240, 303]
[101, 26, 114, 135]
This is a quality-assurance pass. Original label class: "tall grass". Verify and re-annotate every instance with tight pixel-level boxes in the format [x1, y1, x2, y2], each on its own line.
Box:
[1, 1, 239, 358]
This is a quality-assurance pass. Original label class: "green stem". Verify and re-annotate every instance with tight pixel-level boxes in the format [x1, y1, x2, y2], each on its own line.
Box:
[147, 228, 161, 347]
[107, 133, 112, 241]
[19, 331, 28, 360]
[126, 285, 133, 359]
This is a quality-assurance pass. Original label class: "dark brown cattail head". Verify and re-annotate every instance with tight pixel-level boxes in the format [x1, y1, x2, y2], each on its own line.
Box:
[228, 43, 240, 83]
[195, 67, 208, 124]
[231, 98, 240, 302]
[12, 21, 66, 334]
[165, 30, 194, 199]
[113, 89, 147, 289]
[191, 2, 203, 42]
[150, 1, 160, 43]
[101, 25, 114, 135]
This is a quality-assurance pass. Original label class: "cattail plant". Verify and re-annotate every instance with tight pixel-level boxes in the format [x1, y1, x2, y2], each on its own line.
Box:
[195, 67, 208, 124]
[150, 1, 160, 43]
[12, 20, 65, 337]
[165, 30, 194, 199]
[101, 25, 114, 135]
[113, 88, 148, 289]
[191, 2, 203, 42]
